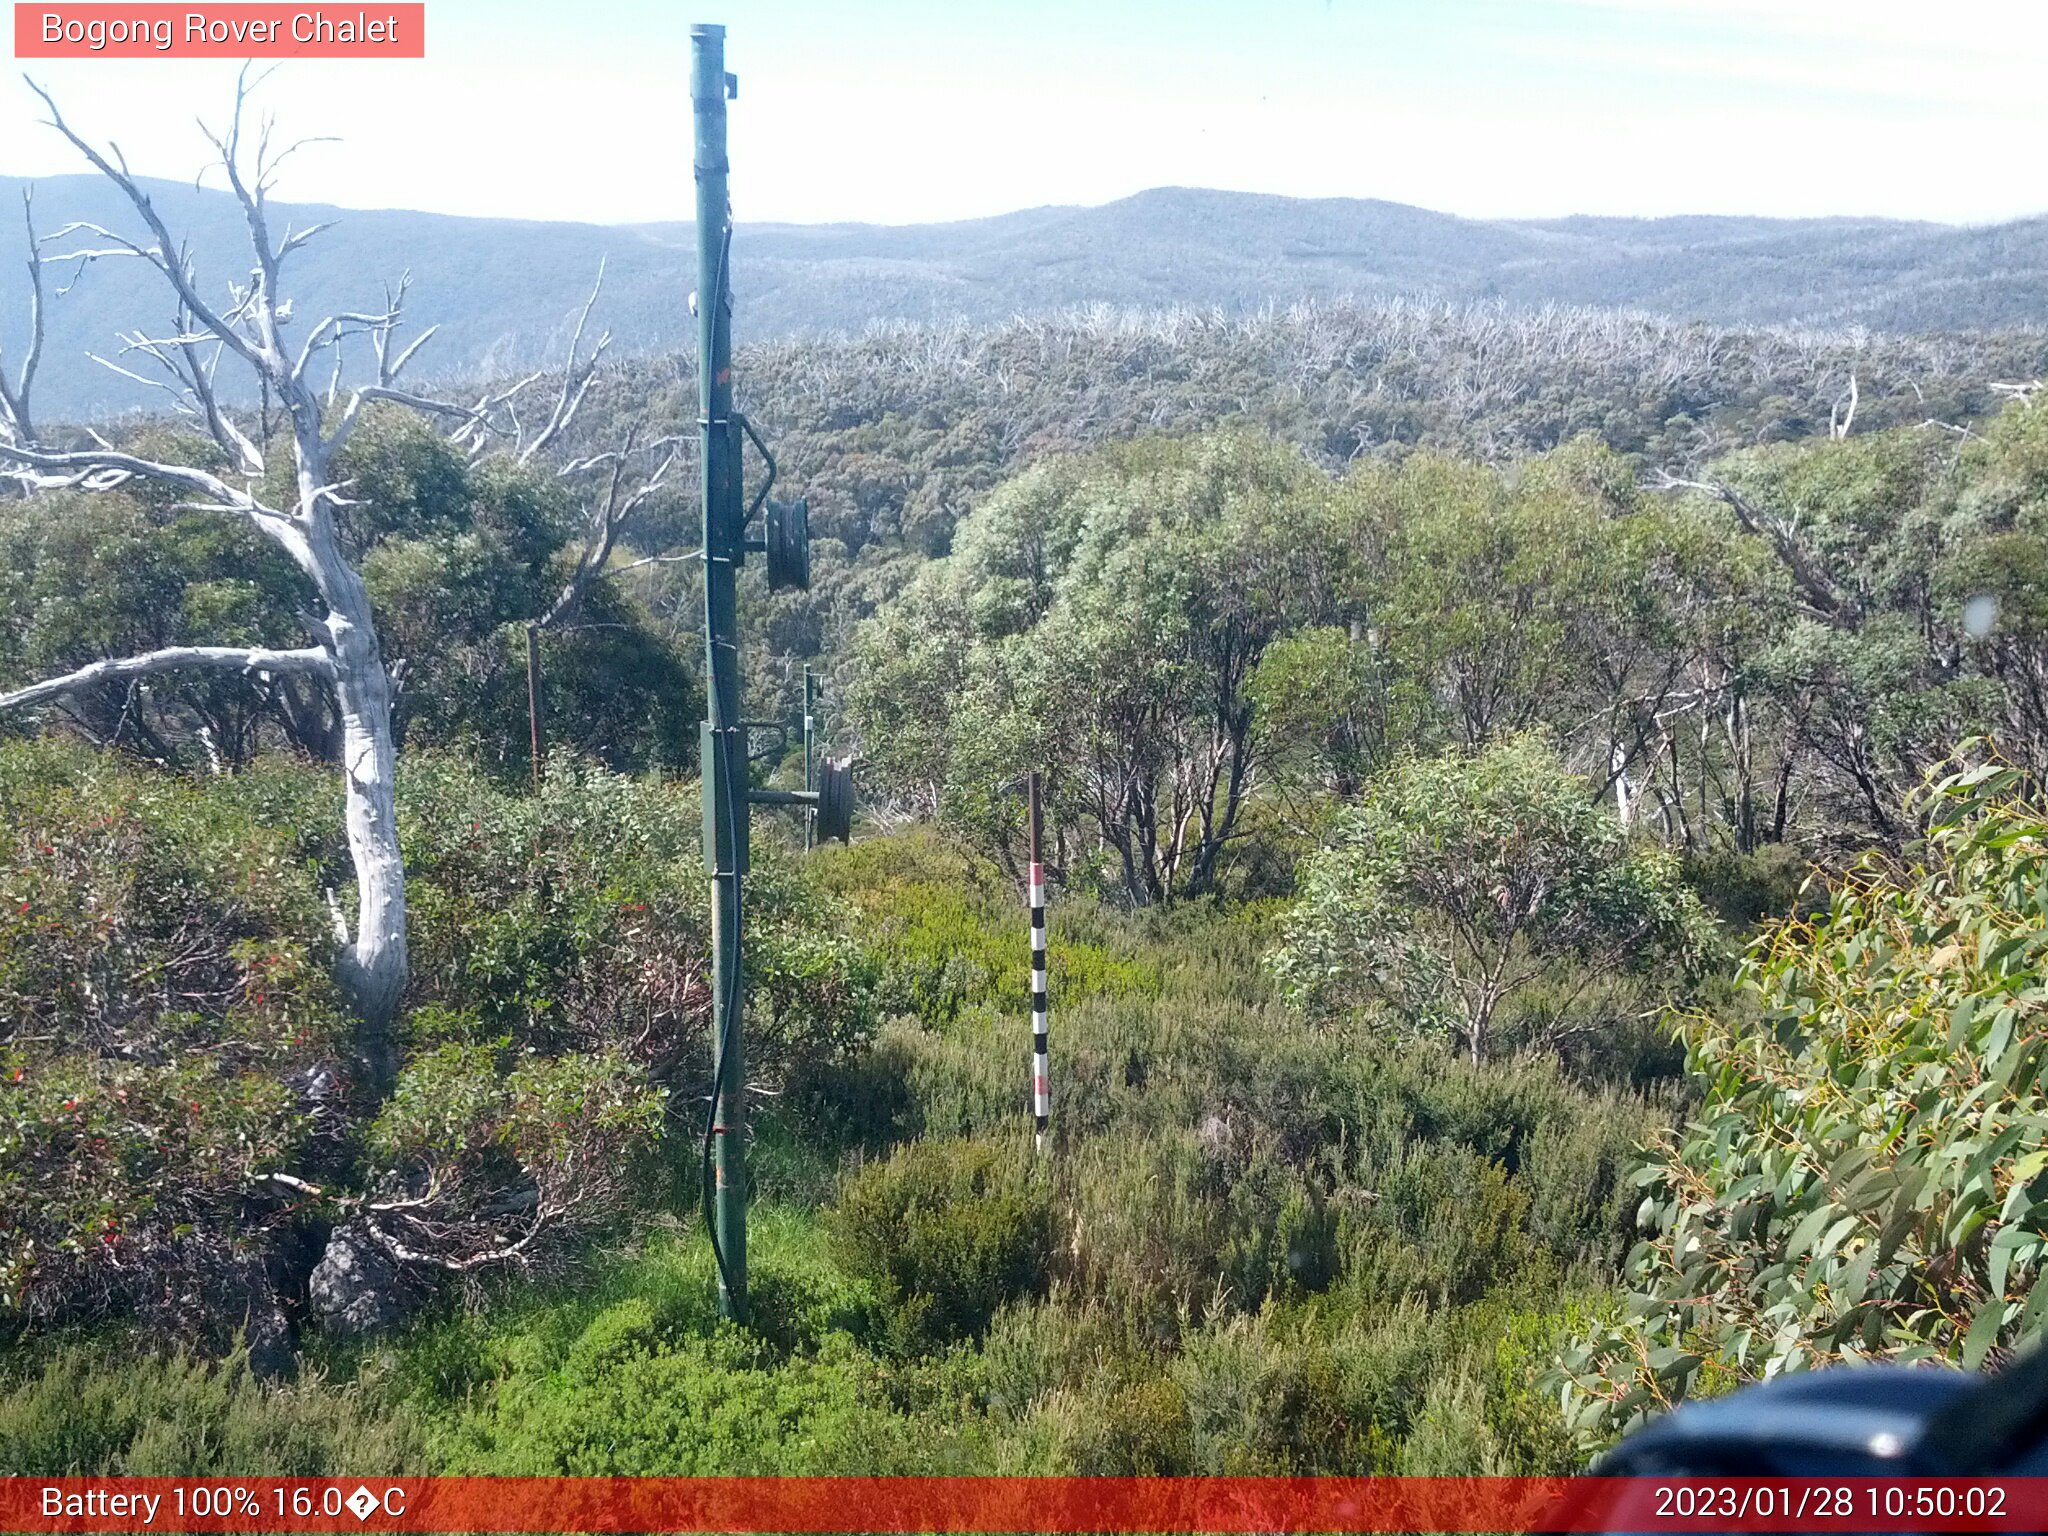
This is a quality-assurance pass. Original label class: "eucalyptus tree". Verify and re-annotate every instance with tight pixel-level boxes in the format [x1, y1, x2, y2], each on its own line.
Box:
[1271, 736, 1713, 1066]
[0, 79, 657, 1084]
[1663, 426, 2003, 848]
[852, 431, 1350, 903]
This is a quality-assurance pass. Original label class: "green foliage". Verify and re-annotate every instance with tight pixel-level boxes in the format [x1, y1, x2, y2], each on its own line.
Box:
[0, 740, 881, 1326]
[394, 1211, 983, 1476]
[441, 1323, 989, 1475]
[367, 1045, 665, 1257]
[1683, 843, 1817, 930]
[342, 412, 698, 780]
[828, 1139, 1056, 1352]
[0, 1344, 423, 1475]
[1558, 763, 2048, 1445]
[0, 741, 344, 1323]
[811, 829, 1159, 1028]
[398, 752, 877, 1078]
[0, 410, 696, 778]
[850, 431, 1350, 905]
[1272, 736, 1715, 1063]
[1247, 625, 1413, 798]
[0, 430, 313, 769]
[31, 276, 2048, 1476]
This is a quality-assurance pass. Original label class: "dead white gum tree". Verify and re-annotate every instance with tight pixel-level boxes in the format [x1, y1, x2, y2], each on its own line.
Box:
[0, 74, 640, 1091]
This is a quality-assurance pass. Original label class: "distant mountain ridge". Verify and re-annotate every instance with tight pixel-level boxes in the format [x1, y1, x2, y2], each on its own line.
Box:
[2, 176, 2043, 420]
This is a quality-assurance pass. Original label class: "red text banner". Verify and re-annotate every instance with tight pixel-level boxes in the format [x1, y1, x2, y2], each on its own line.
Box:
[14, 5, 424, 58]
[4, 1476, 2048, 1533]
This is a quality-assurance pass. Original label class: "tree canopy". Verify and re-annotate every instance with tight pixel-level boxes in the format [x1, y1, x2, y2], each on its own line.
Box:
[1271, 736, 1713, 1064]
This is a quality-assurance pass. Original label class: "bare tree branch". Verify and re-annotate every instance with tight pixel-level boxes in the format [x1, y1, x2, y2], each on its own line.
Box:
[537, 431, 684, 629]
[1656, 471, 1852, 623]
[0, 645, 334, 712]
[518, 260, 611, 465]
[25, 76, 268, 372]
[0, 187, 44, 443]
[0, 440, 302, 537]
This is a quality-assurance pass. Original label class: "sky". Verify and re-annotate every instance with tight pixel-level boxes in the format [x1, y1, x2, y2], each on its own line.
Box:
[2, 0, 2043, 228]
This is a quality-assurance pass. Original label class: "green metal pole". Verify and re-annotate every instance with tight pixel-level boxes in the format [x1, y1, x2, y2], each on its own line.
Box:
[693, 20, 747, 1323]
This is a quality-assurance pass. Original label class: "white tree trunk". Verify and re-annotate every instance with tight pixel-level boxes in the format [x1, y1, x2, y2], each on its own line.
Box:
[3, 76, 623, 1093]
[324, 560, 407, 1081]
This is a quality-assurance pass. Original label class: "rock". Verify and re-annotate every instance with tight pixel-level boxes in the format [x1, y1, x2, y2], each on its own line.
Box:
[143, 1252, 299, 1379]
[240, 1288, 298, 1381]
[308, 1222, 414, 1337]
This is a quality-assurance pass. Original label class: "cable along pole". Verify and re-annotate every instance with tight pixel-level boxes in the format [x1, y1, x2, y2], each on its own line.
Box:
[693, 20, 748, 1323]
[690, 21, 844, 1322]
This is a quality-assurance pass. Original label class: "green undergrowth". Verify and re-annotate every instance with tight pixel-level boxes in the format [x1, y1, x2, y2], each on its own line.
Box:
[1, 822, 1664, 1475]
[387, 829, 1660, 1474]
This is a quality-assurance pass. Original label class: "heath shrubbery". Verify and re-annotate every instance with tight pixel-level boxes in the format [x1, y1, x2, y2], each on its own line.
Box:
[0, 742, 347, 1332]
[828, 1138, 1056, 1353]
[0, 1343, 424, 1475]
[0, 741, 879, 1339]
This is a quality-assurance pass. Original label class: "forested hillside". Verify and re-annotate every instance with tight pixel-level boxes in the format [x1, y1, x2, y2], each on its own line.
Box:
[10, 276, 2048, 1477]
[8, 171, 2048, 418]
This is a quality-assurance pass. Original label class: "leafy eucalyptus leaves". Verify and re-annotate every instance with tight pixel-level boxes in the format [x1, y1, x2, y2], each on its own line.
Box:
[1557, 756, 2048, 1445]
[1270, 736, 1715, 1065]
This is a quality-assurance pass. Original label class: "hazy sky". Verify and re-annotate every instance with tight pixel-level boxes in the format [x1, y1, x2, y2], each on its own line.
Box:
[3, 0, 2042, 226]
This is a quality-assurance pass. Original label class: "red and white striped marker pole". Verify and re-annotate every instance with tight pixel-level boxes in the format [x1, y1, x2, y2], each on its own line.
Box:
[1027, 771, 1049, 1153]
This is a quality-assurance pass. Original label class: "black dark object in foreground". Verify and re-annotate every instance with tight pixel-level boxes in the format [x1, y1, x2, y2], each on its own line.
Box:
[1598, 1344, 2048, 1476]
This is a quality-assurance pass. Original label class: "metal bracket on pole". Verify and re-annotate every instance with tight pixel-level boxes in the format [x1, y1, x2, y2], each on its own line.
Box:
[690, 21, 849, 1324]
[693, 19, 748, 1325]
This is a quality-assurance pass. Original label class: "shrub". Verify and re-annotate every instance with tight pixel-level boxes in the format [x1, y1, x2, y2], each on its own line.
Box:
[362, 756, 880, 1276]
[828, 1139, 1055, 1351]
[0, 742, 345, 1329]
[364, 1045, 666, 1272]
[0, 739, 884, 1337]
[812, 829, 1159, 1028]
[377, 1208, 869, 1414]
[1172, 1304, 1439, 1473]
[1339, 1143, 1538, 1310]
[400, 752, 878, 1080]
[1557, 764, 2048, 1445]
[1270, 735, 1714, 1065]
[1023, 1373, 1197, 1474]
[441, 1326, 979, 1475]
[976, 1297, 1133, 1424]
[0, 1343, 423, 1474]
[1062, 1128, 1338, 1340]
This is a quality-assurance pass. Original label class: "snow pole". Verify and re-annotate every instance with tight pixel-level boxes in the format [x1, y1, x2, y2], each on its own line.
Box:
[1028, 771, 1049, 1152]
